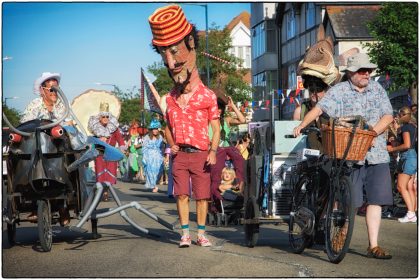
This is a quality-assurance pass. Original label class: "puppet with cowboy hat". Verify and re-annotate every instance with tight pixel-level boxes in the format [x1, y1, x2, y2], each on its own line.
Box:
[88, 102, 126, 201]
[21, 72, 70, 124]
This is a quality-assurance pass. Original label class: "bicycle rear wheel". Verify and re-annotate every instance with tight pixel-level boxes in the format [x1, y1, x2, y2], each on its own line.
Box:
[289, 177, 315, 254]
[325, 175, 355, 263]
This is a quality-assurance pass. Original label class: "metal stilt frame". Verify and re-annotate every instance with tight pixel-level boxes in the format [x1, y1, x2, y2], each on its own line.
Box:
[70, 182, 174, 237]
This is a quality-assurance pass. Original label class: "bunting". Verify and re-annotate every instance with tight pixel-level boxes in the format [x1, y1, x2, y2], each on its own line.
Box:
[249, 83, 311, 109]
[200, 51, 235, 66]
[140, 68, 163, 115]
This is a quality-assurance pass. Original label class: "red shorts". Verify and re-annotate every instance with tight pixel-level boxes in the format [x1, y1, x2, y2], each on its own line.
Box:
[172, 150, 211, 200]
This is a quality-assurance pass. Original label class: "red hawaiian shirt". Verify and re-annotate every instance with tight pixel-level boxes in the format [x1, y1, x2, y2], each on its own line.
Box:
[165, 82, 219, 151]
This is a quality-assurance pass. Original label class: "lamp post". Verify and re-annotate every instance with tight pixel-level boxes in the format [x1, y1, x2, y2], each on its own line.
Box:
[94, 82, 118, 93]
[181, 3, 210, 86]
[3, 96, 19, 107]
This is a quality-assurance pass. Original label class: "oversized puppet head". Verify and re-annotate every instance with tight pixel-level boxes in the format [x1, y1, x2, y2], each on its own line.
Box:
[149, 5, 199, 89]
[297, 25, 340, 86]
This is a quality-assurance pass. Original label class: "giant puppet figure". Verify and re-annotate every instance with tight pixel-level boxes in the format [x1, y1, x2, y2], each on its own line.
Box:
[293, 25, 341, 152]
[148, 5, 220, 247]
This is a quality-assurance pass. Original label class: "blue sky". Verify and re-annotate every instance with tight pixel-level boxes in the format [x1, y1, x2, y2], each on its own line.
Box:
[2, 2, 250, 112]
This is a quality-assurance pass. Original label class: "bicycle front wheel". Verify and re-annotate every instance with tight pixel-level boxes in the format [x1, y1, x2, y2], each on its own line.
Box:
[325, 175, 355, 264]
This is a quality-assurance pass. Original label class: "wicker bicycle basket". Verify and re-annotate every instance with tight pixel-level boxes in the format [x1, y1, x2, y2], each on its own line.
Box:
[321, 126, 377, 161]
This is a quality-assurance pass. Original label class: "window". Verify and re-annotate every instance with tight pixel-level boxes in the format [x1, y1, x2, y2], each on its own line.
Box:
[245, 46, 251, 68]
[266, 20, 276, 52]
[253, 72, 266, 101]
[238, 46, 244, 67]
[306, 3, 315, 29]
[266, 70, 277, 96]
[288, 64, 297, 89]
[252, 22, 266, 59]
[286, 7, 296, 40]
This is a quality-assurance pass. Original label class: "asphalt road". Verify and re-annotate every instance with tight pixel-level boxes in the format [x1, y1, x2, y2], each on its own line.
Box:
[2, 180, 418, 278]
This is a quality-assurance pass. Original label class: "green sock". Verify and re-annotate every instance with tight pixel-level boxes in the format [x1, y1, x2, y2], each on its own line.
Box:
[197, 224, 205, 236]
[181, 224, 189, 236]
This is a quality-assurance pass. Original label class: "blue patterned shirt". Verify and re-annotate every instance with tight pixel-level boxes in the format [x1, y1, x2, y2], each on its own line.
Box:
[317, 79, 393, 164]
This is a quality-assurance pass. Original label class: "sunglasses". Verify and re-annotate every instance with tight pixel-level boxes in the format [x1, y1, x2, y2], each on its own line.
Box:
[42, 87, 55, 93]
[356, 68, 373, 74]
[101, 115, 110, 119]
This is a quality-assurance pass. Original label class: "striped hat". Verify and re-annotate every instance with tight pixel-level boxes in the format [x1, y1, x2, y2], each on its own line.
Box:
[149, 5, 193, 47]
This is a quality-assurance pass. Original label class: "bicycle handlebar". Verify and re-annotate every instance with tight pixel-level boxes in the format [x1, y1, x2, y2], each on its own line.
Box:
[285, 126, 320, 138]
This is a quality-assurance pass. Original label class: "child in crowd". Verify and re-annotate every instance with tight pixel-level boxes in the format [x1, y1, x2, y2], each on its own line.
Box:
[218, 167, 241, 195]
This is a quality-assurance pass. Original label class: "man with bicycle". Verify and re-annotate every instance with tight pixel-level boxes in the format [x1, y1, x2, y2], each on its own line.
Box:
[294, 53, 394, 259]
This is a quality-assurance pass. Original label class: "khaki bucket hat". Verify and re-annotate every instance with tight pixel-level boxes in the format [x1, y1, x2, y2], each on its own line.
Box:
[344, 53, 377, 72]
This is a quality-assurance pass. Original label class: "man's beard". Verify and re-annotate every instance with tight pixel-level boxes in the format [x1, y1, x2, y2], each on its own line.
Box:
[168, 68, 193, 93]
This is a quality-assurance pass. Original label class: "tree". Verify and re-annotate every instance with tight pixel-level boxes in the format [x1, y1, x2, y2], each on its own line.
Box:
[109, 85, 153, 126]
[2, 105, 21, 127]
[147, 61, 173, 96]
[147, 23, 253, 104]
[197, 23, 253, 103]
[364, 2, 418, 103]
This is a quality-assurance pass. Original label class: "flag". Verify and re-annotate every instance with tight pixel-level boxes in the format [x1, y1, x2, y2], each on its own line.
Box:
[140, 68, 162, 115]
[384, 72, 391, 89]
[296, 75, 304, 95]
[289, 90, 296, 104]
[280, 90, 286, 104]
[295, 94, 301, 106]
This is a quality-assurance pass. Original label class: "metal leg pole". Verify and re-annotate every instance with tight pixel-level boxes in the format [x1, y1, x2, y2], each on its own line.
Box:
[107, 183, 174, 231]
[70, 182, 103, 233]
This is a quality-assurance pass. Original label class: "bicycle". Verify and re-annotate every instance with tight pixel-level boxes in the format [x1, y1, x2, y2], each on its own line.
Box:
[288, 118, 370, 264]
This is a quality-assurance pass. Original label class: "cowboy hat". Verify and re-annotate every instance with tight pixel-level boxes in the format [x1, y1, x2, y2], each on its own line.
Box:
[33, 72, 61, 94]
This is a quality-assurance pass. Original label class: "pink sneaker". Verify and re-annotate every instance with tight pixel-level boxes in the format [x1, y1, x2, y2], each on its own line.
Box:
[179, 235, 191, 248]
[398, 213, 417, 223]
[197, 235, 212, 247]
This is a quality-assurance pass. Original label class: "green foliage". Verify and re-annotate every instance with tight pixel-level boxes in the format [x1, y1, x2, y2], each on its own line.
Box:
[119, 98, 140, 125]
[109, 85, 150, 126]
[197, 23, 253, 103]
[147, 62, 173, 95]
[364, 2, 418, 91]
[2, 105, 21, 127]
[112, 85, 140, 101]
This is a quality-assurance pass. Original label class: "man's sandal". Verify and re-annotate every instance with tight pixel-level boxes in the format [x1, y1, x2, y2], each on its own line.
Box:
[366, 246, 392, 259]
